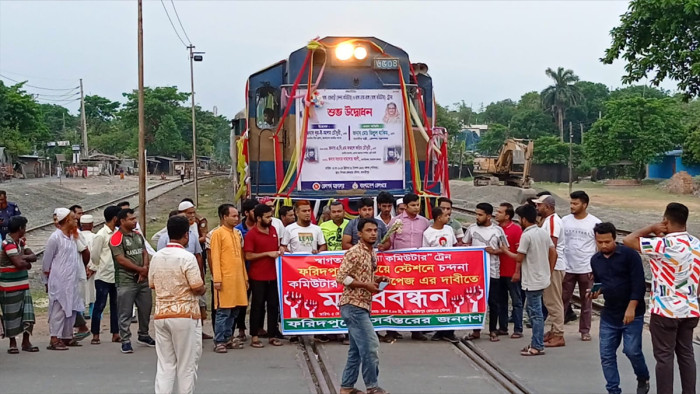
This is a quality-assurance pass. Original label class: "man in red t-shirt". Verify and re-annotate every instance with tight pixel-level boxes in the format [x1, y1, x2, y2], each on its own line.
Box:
[493, 203, 524, 338]
[243, 204, 283, 348]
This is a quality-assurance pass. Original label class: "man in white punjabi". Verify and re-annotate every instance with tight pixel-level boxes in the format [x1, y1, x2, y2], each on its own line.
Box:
[336, 218, 389, 394]
[150, 215, 205, 394]
[42, 208, 83, 350]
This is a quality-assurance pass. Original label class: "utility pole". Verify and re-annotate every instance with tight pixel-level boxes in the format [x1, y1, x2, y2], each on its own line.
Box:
[568, 121, 573, 194]
[137, 0, 147, 234]
[580, 122, 584, 145]
[79, 78, 88, 159]
[189, 45, 204, 206]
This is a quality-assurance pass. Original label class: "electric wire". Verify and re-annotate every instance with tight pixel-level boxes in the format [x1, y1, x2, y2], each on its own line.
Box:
[0, 74, 78, 91]
[170, 0, 192, 45]
[160, 0, 188, 47]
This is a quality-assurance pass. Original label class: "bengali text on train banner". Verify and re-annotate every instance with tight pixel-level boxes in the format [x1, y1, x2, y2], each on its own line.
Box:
[276, 248, 489, 335]
[295, 89, 405, 191]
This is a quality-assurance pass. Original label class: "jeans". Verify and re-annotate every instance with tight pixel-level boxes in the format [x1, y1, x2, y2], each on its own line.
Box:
[524, 290, 544, 351]
[117, 281, 152, 342]
[599, 316, 649, 394]
[340, 304, 380, 390]
[487, 278, 500, 333]
[249, 280, 281, 338]
[91, 280, 118, 335]
[649, 314, 699, 394]
[498, 277, 523, 333]
[214, 308, 239, 344]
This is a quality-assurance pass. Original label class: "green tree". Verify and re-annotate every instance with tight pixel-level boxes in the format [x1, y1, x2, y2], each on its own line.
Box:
[481, 99, 517, 126]
[602, 0, 700, 98]
[584, 97, 685, 179]
[39, 103, 79, 141]
[475, 123, 508, 156]
[609, 85, 668, 100]
[0, 81, 49, 154]
[533, 135, 582, 166]
[680, 99, 700, 163]
[541, 67, 584, 141]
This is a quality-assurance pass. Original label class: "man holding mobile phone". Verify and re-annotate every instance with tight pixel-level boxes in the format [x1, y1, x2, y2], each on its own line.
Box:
[590, 222, 649, 394]
[336, 218, 389, 394]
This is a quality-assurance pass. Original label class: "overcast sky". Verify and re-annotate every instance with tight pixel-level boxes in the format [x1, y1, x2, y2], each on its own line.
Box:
[0, 0, 672, 118]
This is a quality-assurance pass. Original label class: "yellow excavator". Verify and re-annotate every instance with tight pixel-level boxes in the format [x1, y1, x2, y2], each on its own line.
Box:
[472, 138, 534, 188]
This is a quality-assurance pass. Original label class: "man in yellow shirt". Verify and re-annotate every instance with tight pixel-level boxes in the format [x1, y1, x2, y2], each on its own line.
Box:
[210, 204, 249, 353]
[320, 201, 349, 251]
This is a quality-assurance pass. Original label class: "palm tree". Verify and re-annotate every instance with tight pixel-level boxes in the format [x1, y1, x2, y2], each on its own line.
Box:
[541, 67, 584, 141]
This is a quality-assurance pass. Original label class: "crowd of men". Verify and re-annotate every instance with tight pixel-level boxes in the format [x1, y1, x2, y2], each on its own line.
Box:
[0, 187, 698, 394]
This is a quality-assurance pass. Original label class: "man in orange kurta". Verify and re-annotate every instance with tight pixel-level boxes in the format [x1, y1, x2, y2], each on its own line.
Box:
[210, 204, 248, 353]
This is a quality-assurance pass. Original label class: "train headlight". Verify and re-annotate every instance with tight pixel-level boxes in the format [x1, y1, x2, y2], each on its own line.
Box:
[335, 43, 354, 61]
[353, 46, 367, 60]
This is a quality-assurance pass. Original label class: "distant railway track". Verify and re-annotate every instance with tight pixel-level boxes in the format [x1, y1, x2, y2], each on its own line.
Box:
[23, 174, 219, 257]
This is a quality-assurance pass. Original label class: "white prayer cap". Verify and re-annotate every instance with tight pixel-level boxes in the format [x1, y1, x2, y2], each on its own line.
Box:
[81, 214, 94, 224]
[178, 201, 195, 212]
[55, 208, 71, 222]
[396, 198, 404, 205]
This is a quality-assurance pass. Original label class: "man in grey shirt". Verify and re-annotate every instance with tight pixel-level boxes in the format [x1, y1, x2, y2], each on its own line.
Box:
[501, 204, 556, 356]
[342, 197, 390, 251]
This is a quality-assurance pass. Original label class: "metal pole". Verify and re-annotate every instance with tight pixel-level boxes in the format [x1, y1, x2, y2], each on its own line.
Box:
[568, 121, 573, 194]
[189, 44, 198, 206]
[79, 79, 88, 159]
[137, 0, 147, 234]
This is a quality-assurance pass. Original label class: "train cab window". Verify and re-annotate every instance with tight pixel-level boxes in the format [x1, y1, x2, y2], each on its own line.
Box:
[255, 84, 280, 130]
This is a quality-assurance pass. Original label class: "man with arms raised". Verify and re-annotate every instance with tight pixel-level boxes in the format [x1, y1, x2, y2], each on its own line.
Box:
[624, 203, 699, 394]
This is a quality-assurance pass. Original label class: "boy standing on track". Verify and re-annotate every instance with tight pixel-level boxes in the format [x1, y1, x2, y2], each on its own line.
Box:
[561, 191, 600, 342]
[590, 222, 649, 394]
[624, 203, 700, 394]
[501, 204, 556, 356]
[336, 218, 389, 394]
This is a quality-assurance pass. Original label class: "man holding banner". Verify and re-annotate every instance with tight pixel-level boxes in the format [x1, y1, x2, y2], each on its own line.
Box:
[336, 218, 389, 394]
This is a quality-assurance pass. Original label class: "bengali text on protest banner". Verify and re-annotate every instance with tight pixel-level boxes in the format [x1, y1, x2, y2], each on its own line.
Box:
[276, 248, 489, 335]
[295, 89, 405, 191]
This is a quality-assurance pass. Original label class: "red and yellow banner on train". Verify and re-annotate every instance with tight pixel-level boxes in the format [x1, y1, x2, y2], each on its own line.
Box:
[277, 248, 489, 335]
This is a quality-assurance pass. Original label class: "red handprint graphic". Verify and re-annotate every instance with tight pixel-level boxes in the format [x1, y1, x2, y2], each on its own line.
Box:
[304, 299, 318, 318]
[450, 294, 465, 314]
[464, 286, 484, 313]
[284, 291, 303, 318]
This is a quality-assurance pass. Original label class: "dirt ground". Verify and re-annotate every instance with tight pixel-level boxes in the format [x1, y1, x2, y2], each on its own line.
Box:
[0, 175, 171, 228]
[450, 179, 700, 235]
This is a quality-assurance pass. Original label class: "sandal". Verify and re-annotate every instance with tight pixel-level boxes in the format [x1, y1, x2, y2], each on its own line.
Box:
[7, 347, 19, 354]
[21, 345, 39, 352]
[236, 332, 247, 341]
[495, 330, 509, 336]
[510, 333, 523, 339]
[366, 387, 389, 394]
[269, 338, 283, 347]
[520, 345, 545, 356]
[226, 339, 244, 350]
[251, 340, 264, 348]
[461, 332, 480, 341]
[489, 332, 500, 342]
[91, 338, 101, 345]
[74, 331, 90, 341]
[581, 333, 592, 342]
[380, 335, 396, 344]
[47, 342, 68, 351]
[214, 343, 227, 353]
[65, 339, 82, 347]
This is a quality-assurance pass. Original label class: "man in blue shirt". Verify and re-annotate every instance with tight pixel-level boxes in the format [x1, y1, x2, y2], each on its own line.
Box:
[0, 190, 21, 240]
[589, 222, 649, 394]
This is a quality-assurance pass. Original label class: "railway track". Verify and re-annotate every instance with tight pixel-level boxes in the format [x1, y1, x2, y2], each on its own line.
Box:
[302, 336, 530, 394]
[23, 174, 218, 256]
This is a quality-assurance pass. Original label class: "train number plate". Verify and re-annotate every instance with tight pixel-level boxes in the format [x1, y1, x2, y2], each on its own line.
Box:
[373, 58, 399, 70]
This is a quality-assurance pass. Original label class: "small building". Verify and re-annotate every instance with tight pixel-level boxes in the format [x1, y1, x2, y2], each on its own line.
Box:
[151, 156, 178, 176]
[647, 150, 700, 179]
[16, 155, 44, 179]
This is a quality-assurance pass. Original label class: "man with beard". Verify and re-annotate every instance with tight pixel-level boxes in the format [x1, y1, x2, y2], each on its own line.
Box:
[532, 195, 566, 348]
[320, 201, 348, 252]
[281, 200, 326, 254]
[43, 208, 83, 350]
[110, 209, 155, 353]
[244, 204, 283, 348]
[233, 198, 258, 339]
[462, 202, 507, 343]
[561, 191, 600, 342]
